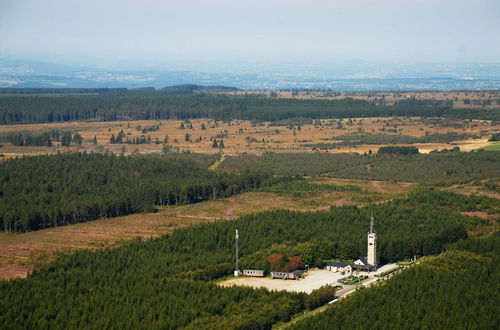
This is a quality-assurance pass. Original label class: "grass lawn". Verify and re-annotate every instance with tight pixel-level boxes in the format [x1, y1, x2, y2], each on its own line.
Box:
[479, 142, 500, 151]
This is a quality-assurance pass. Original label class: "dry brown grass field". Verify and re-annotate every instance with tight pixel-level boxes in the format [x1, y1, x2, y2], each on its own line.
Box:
[0, 116, 497, 158]
[0, 177, 414, 280]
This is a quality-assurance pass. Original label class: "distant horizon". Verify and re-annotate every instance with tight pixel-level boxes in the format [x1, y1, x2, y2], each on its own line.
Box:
[1, 0, 499, 64]
[2, 84, 500, 92]
[1, 57, 499, 90]
[2, 0, 499, 90]
[2, 51, 500, 73]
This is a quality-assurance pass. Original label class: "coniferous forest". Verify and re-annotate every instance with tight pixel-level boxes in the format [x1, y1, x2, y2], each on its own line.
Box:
[0, 153, 279, 232]
[0, 190, 496, 329]
[2, 150, 497, 233]
[1, 90, 499, 124]
[220, 151, 500, 184]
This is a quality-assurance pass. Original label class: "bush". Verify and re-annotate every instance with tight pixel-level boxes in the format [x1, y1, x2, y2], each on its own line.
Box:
[304, 285, 337, 310]
[378, 146, 419, 155]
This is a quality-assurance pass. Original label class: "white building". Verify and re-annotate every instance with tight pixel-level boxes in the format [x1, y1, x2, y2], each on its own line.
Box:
[326, 217, 378, 273]
[326, 262, 353, 275]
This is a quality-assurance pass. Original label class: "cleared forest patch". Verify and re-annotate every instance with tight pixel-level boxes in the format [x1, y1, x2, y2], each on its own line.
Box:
[0, 212, 217, 280]
[445, 179, 500, 200]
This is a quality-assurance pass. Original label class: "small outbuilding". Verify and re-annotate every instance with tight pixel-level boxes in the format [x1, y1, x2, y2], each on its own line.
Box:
[270, 270, 303, 280]
[326, 262, 353, 275]
[243, 269, 265, 277]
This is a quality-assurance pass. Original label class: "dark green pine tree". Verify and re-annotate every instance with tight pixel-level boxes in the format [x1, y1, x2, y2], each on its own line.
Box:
[61, 132, 72, 146]
[72, 133, 82, 147]
[116, 131, 126, 144]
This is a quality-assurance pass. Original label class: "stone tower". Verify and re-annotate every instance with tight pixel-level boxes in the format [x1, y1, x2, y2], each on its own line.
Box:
[367, 217, 377, 267]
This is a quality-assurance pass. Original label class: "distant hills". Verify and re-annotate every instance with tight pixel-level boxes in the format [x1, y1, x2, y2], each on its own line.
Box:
[1, 59, 499, 90]
[161, 84, 239, 92]
[0, 85, 239, 94]
[0, 87, 128, 94]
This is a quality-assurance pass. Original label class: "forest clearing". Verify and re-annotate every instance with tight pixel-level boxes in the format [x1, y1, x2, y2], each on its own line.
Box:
[218, 265, 398, 294]
[219, 269, 347, 294]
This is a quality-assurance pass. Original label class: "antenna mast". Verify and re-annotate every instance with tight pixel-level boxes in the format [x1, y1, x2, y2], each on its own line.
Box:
[370, 216, 374, 233]
[234, 229, 241, 276]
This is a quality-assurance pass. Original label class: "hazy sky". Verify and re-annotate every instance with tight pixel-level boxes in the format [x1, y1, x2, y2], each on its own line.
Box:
[1, 0, 499, 65]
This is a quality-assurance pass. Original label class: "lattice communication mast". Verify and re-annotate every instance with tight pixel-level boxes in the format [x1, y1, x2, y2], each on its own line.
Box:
[234, 229, 241, 276]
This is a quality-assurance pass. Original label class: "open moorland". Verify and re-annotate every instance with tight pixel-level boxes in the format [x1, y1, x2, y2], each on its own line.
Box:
[1, 88, 498, 158]
[0, 116, 497, 159]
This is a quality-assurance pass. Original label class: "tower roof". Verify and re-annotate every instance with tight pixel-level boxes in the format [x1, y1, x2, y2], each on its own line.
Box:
[369, 217, 376, 233]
